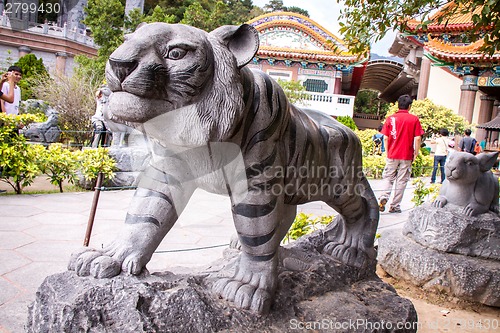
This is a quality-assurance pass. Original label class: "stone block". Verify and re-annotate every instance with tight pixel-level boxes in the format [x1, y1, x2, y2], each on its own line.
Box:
[405, 204, 500, 260]
[378, 230, 500, 307]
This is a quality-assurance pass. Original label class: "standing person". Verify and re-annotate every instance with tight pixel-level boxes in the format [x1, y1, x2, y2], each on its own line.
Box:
[0, 72, 15, 103]
[458, 129, 477, 155]
[378, 94, 424, 213]
[0, 66, 22, 115]
[372, 124, 385, 155]
[91, 87, 111, 148]
[430, 128, 449, 184]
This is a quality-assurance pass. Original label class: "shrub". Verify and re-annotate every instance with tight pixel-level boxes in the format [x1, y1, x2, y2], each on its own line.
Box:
[75, 147, 116, 188]
[336, 115, 358, 131]
[38, 143, 79, 192]
[362, 155, 386, 179]
[0, 114, 43, 193]
[355, 128, 379, 156]
[283, 213, 335, 244]
[31, 74, 99, 145]
[412, 178, 441, 206]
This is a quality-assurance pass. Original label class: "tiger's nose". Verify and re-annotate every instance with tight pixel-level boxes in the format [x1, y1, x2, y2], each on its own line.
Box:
[108, 58, 138, 83]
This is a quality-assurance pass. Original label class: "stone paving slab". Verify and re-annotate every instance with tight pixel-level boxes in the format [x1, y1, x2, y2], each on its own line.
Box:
[0, 179, 414, 333]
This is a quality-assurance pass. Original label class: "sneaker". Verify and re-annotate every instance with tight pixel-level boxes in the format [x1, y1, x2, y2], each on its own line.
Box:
[378, 198, 387, 212]
[389, 207, 402, 213]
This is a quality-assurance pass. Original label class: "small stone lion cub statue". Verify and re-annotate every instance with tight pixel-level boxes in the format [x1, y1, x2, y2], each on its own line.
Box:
[68, 22, 379, 314]
[433, 151, 499, 216]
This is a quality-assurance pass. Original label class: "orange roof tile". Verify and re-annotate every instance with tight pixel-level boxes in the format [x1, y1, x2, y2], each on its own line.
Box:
[424, 35, 500, 62]
[406, 2, 487, 32]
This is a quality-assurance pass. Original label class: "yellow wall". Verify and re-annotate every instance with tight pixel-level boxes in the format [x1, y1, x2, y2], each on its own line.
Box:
[426, 66, 483, 132]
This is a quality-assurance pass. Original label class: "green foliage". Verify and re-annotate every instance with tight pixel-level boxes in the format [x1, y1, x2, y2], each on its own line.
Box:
[339, 0, 500, 56]
[143, 5, 176, 24]
[336, 116, 358, 131]
[263, 0, 309, 16]
[284, 213, 334, 243]
[411, 178, 441, 206]
[354, 89, 389, 116]
[385, 98, 469, 139]
[84, 0, 125, 60]
[13, 54, 49, 100]
[38, 143, 79, 192]
[0, 114, 43, 193]
[276, 79, 308, 104]
[362, 155, 386, 179]
[75, 148, 116, 184]
[355, 128, 378, 156]
[31, 74, 98, 145]
[411, 150, 434, 177]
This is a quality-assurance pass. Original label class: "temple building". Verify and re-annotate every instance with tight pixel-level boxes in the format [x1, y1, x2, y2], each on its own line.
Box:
[247, 12, 368, 117]
[388, 2, 500, 144]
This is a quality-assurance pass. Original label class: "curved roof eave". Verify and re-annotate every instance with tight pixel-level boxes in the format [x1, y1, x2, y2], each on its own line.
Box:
[247, 11, 368, 64]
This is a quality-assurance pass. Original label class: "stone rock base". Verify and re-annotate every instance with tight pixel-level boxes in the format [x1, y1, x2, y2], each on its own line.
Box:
[27, 226, 417, 332]
[405, 204, 500, 260]
[378, 230, 500, 307]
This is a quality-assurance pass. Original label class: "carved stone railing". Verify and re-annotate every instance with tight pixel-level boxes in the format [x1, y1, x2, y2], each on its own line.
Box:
[0, 14, 96, 48]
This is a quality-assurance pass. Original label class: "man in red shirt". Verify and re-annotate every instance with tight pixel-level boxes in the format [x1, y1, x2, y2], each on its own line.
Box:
[378, 94, 424, 213]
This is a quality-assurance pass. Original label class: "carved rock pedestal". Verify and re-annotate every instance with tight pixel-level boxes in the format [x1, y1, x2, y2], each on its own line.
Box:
[27, 229, 417, 333]
[106, 145, 150, 188]
[378, 204, 500, 307]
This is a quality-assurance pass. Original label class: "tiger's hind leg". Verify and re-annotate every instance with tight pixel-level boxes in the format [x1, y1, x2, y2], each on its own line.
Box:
[212, 201, 296, 314]
[322, 177, 379, 268]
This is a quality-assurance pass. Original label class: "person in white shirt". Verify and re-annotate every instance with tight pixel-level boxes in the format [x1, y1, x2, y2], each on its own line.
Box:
[0, 72, 15, 103]
[0, 66, 22, 115]
[430, 128, 450, 184]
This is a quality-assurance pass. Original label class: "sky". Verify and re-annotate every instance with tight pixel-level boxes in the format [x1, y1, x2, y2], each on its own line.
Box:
[251, 0, 397, 57]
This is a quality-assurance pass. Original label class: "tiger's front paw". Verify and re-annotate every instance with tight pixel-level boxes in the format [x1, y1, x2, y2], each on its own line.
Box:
[212, 253, 277, 314]
[68, 243, 150, 278]
[68, 247, 122, 278]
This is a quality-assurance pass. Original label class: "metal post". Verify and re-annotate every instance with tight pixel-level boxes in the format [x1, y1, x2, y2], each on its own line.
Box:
[83, 172, 104, 246]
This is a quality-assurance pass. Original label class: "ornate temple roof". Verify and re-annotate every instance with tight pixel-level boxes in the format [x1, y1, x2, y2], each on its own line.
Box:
[390, 2, 499, 65]
[247, 12, 365, 65]
[424, 36, 500, 63]
[405, 2, 484, 33]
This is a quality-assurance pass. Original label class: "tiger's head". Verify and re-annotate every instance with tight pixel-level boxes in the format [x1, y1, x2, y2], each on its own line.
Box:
[105, 22, 259, 145]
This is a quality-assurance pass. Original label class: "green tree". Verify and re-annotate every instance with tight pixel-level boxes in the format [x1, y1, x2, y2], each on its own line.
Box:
[354, 89, 389, 116]
[263, 0, 309, 16]
[143, 5, 176, 24]
[124, 8, 146, 32]
[339, 0, 500, 56]
[285, 6, 309, 17]
[13, 54, 49, 100]
[181, 2, 211, 30]
[76, 0, 125, 81]
[385, 98, 469, 138]
[276, 79, 308, 104]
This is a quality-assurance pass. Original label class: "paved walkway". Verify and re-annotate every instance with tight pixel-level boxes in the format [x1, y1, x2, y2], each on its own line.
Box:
[0, 179, 416, 333]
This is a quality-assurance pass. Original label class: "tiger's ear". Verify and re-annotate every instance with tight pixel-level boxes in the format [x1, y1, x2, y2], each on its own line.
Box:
[210, 24, 259, 68]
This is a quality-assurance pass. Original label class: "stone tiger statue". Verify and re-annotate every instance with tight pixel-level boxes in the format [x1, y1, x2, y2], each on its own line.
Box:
[69, 22, 379, 314]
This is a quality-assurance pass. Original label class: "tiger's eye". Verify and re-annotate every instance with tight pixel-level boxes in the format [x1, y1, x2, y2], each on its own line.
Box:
[167, 48, 187, 60]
